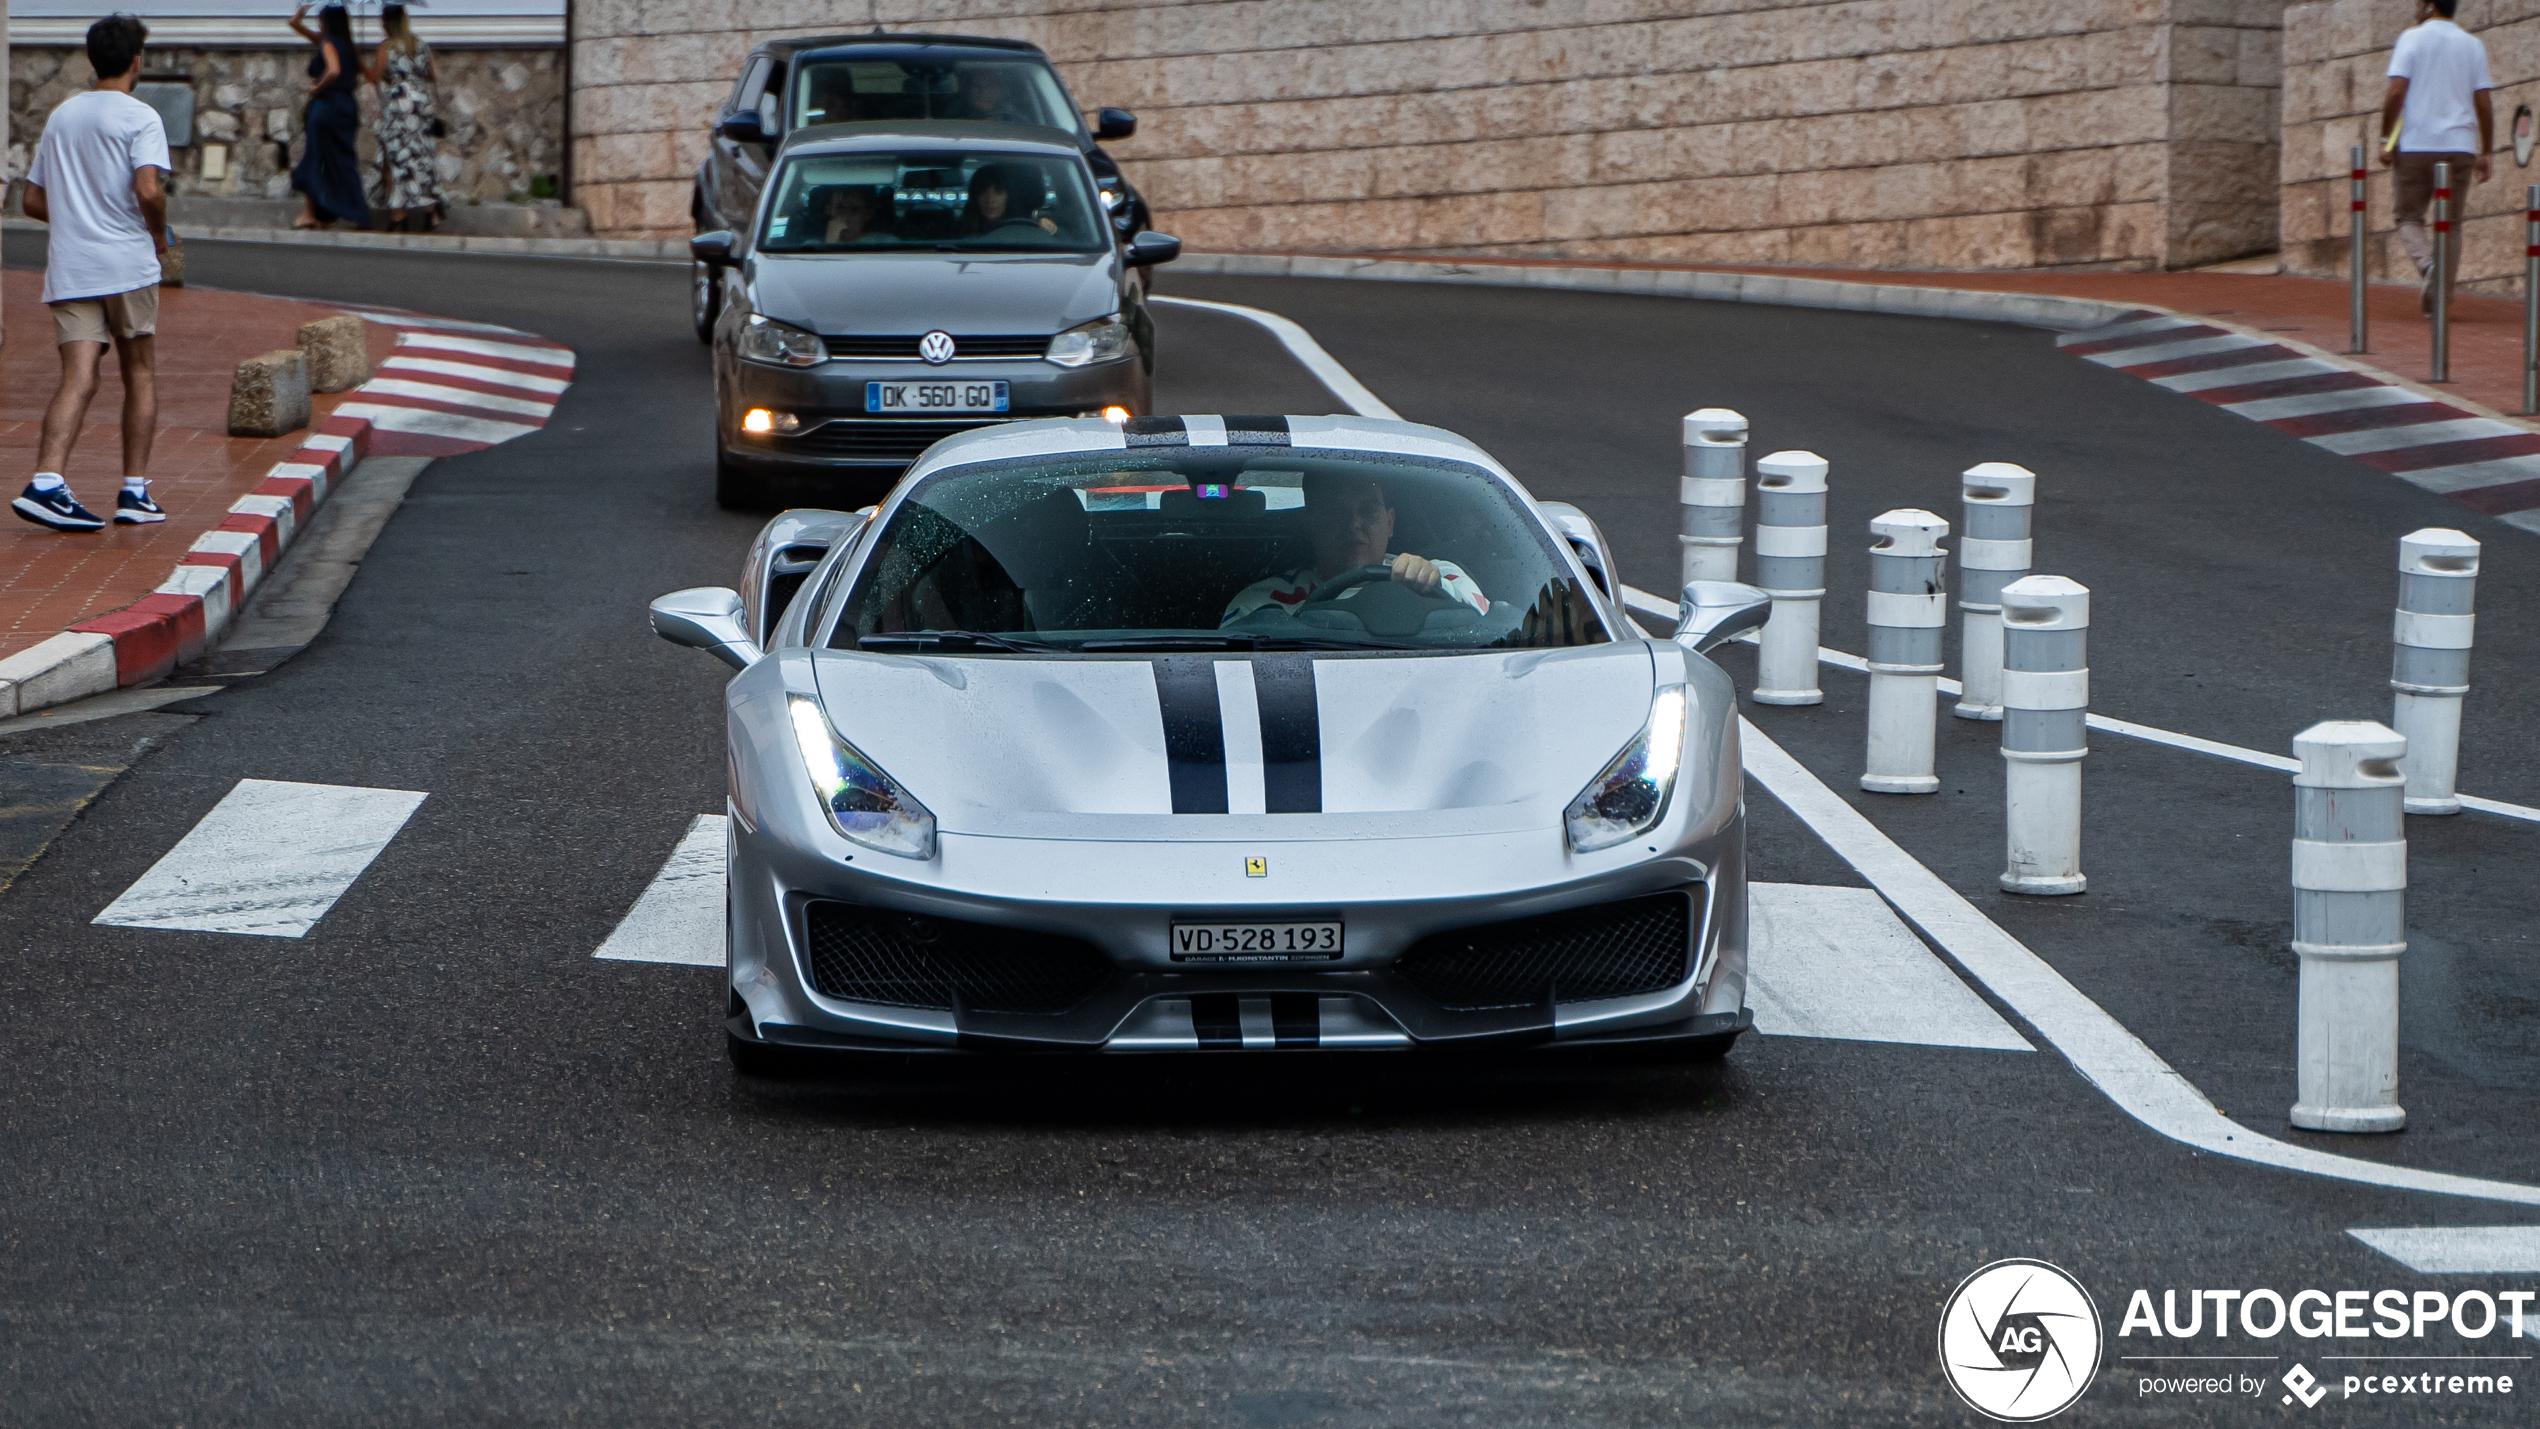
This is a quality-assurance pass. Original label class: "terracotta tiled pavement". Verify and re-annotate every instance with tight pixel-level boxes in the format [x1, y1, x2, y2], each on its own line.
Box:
[0, 270, 393, 660]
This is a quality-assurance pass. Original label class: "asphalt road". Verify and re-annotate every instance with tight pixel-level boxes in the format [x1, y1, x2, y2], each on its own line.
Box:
[1, 236, 2534, 1426]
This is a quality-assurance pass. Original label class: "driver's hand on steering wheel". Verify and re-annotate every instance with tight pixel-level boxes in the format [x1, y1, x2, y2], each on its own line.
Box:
[1035, 215, 1058, 233]
[1390, 552, 1442, 595]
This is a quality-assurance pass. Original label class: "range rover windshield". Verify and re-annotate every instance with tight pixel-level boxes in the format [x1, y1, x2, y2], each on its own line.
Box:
[794, 56, 1081, 134]
[831, 448, 1610, 653]
[758, 149, 1106, 255]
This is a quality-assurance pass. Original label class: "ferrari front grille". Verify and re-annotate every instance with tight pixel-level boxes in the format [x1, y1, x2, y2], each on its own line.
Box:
[1392, 891, 1697, 1011]
[801, 902, 1116, 1015]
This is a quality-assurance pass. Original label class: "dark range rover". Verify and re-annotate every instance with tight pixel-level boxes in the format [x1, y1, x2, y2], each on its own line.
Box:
[691, 31, 1154, 342]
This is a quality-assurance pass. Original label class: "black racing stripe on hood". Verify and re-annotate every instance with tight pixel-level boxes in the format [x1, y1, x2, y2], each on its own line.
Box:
[1251, 653, 1322, 813]
[1151, 656, 1228, 813]
[1223, 415, 1291, 446]
[1123, 416, 1189, 447]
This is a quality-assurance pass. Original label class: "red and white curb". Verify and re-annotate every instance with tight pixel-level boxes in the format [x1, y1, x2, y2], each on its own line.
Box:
[2058, 311, 2540, 535]
[0, 312, 573, 718]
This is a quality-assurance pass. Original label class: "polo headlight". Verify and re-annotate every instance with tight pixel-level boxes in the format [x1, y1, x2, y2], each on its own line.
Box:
[788, 695, 935, 859]
[741, 315, 827, 368]
[1564, 686, 1687, 852]
[1045, 316, 1130, 367]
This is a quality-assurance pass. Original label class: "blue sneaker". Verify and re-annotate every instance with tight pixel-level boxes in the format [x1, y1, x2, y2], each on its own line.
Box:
[114, 483, 166, 524]
[12, 482, 104, 532]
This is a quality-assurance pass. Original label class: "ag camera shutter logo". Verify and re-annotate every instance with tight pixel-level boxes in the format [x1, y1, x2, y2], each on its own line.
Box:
[1940, 1259, 2104, 1421]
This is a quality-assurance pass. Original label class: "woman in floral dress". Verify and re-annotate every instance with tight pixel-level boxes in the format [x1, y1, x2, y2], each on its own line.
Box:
[366, 3, 443, 229]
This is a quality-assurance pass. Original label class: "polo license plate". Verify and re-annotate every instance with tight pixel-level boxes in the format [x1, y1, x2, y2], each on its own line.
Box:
[1170, 921, 1343, 963]
[865, 380, 1009, 414]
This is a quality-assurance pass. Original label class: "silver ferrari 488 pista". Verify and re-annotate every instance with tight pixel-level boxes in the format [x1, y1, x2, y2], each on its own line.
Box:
[650, 414, 1769, 1071]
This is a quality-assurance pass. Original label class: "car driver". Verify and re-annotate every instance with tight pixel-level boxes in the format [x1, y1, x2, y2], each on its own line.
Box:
[1220, 471, 1490, 625]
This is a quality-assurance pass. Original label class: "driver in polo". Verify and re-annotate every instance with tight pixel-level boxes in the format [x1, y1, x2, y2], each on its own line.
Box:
[1221, 471, 1491, 625]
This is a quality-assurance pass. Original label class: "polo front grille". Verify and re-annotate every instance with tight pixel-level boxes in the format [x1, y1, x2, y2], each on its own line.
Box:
[801, 902, 1116, 1015]
[1392, 892, 1697, 1011]
[785, 418, 1007, 463]
[823, 334, 1050, 361]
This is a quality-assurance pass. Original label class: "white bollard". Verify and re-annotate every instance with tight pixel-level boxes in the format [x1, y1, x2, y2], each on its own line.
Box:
[1998, 575, 2089, 895]
[1751, 450, 1828, 705]
[1680, 409, 1748, 588]
[1862, 509, 1949, 794]
[2389, 528, 2480, 815]
[1954, 462, 2036, 722]
[2289, 721, 2409, 1134]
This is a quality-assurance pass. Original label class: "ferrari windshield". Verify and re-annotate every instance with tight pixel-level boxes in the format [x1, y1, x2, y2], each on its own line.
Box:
[758, 149, 1106, 254]
[831, 447, 1610, 653]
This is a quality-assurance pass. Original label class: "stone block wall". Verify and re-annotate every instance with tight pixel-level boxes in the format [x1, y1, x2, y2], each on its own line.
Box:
[574, 0, 2289, 271]
[2282, 0, 2540, 295]
[8, 44, 563, 210]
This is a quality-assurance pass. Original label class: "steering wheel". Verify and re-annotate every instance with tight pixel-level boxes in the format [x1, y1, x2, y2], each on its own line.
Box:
[989, 216, 1049, 234]
[1300, 563, 1399, 604]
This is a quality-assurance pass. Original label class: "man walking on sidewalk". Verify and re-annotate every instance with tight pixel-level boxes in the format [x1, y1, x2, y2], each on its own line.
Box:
[2381, 0, 2495, 317]
[13, 13, 170, 533]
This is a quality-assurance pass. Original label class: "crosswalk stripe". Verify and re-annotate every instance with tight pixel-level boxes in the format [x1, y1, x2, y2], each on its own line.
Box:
[93, 779, 426, 937]
[332, 402, 543, 444]
[355, 377, 558, 418]
[594, 815, 727, 965]
[394, 331, 576, 369]
[380, 355, 574, 394]
[1747, 881, 2034, 1050]
[2349, 1226, 2540, 1274]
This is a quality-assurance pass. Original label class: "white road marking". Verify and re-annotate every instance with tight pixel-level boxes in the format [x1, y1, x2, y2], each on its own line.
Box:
[354, 378, 559, 418]
[392, 331, 577, 369]
[1748, 882, 2032, 1050]
[2307, 417, 2521, 456]
[594, 815, 727, 965]
[2057, 316, 2198, 345]
[331, 403, 543, 444]
[94, 779, 426, 937]
[380, 355, 575, 394]
[2083, 333, 2271, 367]
[1213, 661, 1268, 817]
[1740, 717, 2540, 1206]
[1613, 584, 2540, 825]
[2393, 454, 2540, 494]
[2349, 1226, 2540, 1274]
[2220, 385, 2426, 421]
[1149, 295, 1404, 419]
[2149, 358, 2342, 392]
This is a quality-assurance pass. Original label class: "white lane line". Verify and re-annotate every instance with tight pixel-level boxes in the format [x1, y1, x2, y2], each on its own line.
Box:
[355, 378, 559, 418]
[379, 355, 575, 395]
[1149, 294, 1404, 420]
[1741, 717, 2540, 1206]
[2349, 1227, 2540, 1273]
[94, 779, 427, 937]
[1748, 882, 2032, 1050]
[1614, 583, 2540, 825]
[594, 815, 727, 965]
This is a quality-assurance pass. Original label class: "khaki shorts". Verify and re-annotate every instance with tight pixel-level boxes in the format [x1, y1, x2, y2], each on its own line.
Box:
[50, 285, 159, 346]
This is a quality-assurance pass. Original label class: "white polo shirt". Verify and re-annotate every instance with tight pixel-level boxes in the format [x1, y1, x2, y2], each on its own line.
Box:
[2389, 18, 2494, 157]
[26, 89, 168, 303]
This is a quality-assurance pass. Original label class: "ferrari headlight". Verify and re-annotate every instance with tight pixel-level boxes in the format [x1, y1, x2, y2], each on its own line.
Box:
[1045, 316, 1130, 367]
[788, 695, 936, 859]
[740, 315, 827, 368]
[1564, 686, 1687, 852]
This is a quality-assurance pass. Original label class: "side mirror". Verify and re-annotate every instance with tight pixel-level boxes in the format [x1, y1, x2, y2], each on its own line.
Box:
[1537, 502, 1615, 599]
[651, 587, 760, 671]
[718, 113, 767, 145]
[1125, 230, 1181, 267]
[1674, 580, 1772, 654]
[690, 230, 739, 266]
[1094, 108, 1137, 142]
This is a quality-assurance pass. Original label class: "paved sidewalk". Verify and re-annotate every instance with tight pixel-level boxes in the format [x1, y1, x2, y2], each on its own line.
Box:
[0, 270, 393, 661]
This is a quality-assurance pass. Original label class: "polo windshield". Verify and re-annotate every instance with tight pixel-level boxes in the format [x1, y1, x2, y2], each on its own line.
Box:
[758, 149, 1106, 255]
[831, 449, 1611, 653]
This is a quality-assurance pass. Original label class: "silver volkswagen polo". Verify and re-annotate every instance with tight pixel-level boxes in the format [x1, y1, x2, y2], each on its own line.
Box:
[650, 415, 1767, 1072]
[694, 122, 1178, 509]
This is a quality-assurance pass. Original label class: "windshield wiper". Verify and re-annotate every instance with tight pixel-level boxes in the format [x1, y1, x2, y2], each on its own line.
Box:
[856, 629, 1050, 653]
[1079, 634, 1420, 652]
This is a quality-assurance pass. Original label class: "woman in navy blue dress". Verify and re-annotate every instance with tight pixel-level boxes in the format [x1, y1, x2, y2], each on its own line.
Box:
[287, 2, 371, 229]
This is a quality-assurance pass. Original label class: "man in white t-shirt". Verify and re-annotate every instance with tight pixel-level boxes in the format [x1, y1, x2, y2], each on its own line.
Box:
[2381, 0, 2495, 317]
[12, 15, 171, 533]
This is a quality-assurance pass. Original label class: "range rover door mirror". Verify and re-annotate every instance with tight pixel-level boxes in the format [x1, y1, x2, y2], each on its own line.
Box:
[651, 587, 760, 671]
[1125, 230, 1181, 267]
[690, 230, 739, 266]
[1674, 581, 1773, 654]
[717, 113, 766, 145]
[1094, 108, 1137, 141]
